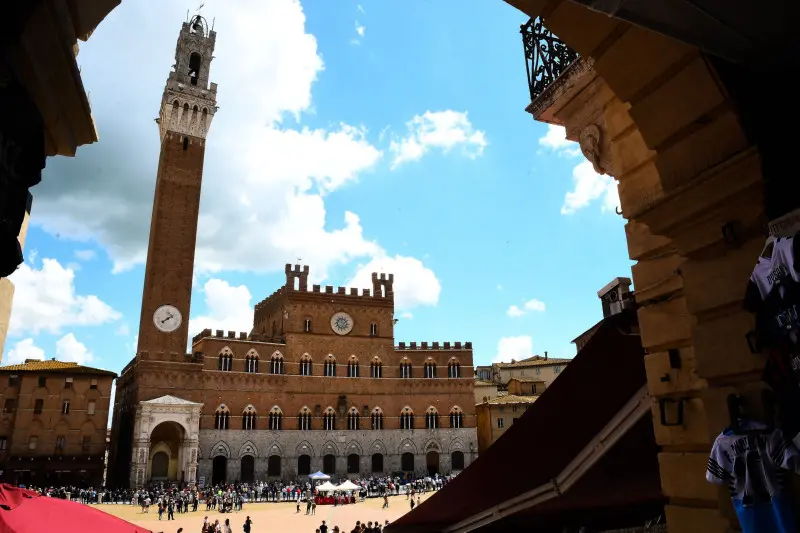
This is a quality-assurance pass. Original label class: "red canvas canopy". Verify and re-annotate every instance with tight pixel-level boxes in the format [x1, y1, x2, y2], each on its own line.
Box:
[0, 484, 150, 533]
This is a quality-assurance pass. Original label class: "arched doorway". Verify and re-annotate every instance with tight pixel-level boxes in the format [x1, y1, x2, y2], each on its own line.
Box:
[451, 451, 465, 471]
[347, 454, 360, 474]
[323, 454, 336, 475]
[268, 455, 281, 477]
[401, 452, 414, 472]
[426, 451, 439, 475]
[149, 421, 185, 482]
[151, 451, 169, 479]
[240, 455, 255, 483]
[298, 454, 311, 476]
[212, 456, 227, 486]
[371, 453, 384, 473]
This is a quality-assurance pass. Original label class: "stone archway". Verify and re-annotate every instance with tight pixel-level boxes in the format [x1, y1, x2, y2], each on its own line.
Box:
[129, 395, 203, 488]
[426, 451, 440, 475]
[506, 2, 767, 531]
[148, 421, 184, 482]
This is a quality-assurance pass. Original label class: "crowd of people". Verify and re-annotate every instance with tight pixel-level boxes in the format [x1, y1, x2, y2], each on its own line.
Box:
[24, 474, 453, 533]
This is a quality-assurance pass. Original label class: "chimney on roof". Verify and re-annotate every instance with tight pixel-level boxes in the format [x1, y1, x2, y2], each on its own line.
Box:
[544, 351, 548, 360]
[597, 277, 634, 318]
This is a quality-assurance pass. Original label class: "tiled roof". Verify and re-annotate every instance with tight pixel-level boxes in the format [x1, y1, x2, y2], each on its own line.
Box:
[474, 379, 496, 386]
[509, 377, 546, 383]
[487, 394, 538, 405]
[0, 359, 116, 376]
[496, 356, 572, 368]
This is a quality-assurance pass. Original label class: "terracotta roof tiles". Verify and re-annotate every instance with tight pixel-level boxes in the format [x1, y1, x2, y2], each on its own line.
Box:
[0, 359, 116, 376]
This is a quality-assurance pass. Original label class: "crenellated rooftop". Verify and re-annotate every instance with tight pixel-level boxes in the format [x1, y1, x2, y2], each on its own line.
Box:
[191, 328, 286, 346]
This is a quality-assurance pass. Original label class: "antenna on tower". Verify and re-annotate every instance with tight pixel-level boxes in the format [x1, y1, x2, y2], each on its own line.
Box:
[211, 17, 215, 31]
[186, 9, 189, 22]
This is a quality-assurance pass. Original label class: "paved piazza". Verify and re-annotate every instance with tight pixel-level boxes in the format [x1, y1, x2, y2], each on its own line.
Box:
[97, 493, 433, 532]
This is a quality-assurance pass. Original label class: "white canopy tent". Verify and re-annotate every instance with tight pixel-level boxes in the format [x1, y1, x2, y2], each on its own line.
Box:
[336, 480, 360, 491]
[316, 481, 338, 492]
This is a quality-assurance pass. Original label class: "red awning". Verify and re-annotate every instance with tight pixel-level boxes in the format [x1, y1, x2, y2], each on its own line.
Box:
[0, 484, 151, 533]
[389, 310, 663, 533]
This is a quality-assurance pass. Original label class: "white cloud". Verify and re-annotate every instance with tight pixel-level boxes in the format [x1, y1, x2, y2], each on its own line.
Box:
[400, 312, 413, 320]
[523, 298, 546, 312]
[538, 124, 581, 156]
[31, 1, 440, 288]
[506, 305, 524, 318]
[506, 298, 546, 318]
[189, 279, 255, 339]
[347, 254, 441, 310]
[117, 323, 130, 336]
[8, 258, 121, 336]
[497, 284, 502, 290]
[389, 110, 487, 169]
[561, 161, 620, 215]
[356, 23, 365, 37]
[493, 335, 533, 363]
[56, 333, 94, 364]
[537, 126, 620, 215]
[357, 4, 365, 14]
[74, 249, 97, 261]
[5, 338, 45, 365]
[4, 333, 94, 366]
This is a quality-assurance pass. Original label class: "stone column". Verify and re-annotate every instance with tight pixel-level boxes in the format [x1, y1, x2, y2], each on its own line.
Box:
[131, 443, 150, 488]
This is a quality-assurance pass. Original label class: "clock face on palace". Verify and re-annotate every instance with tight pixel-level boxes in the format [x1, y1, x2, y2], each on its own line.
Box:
[153, 304, 183, 333]
[330, 312, 354, 336]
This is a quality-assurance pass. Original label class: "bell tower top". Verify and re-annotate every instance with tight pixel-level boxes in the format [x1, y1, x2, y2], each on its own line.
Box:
[157, 14, 218, 141]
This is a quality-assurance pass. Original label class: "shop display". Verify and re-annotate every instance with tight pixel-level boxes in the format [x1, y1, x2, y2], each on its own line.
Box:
[706, 418, 800, 533]
[743, 233, 800, 441]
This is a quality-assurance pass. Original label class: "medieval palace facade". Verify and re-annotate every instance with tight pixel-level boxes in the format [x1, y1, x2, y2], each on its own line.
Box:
[107, 16, 476, 488]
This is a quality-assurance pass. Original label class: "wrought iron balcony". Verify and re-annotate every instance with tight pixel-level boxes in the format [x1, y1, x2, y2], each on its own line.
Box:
[521, 17, 579, 103]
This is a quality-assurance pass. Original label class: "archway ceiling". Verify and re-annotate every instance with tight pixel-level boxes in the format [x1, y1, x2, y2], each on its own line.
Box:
[567, 0, 794, 65]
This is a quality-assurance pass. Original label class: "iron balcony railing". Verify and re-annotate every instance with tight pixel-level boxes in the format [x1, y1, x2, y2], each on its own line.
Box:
[520, 17, 579, 103]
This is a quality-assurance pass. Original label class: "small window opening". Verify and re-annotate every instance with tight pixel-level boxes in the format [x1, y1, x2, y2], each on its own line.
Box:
[182, 137, 189, 150]
[188, 53, 201, 86]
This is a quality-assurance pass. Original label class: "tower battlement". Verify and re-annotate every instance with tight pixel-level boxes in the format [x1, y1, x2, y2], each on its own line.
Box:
[191, 328, 285, 345]
[396, 341, 473, 350]
[253, 264, 395, 326]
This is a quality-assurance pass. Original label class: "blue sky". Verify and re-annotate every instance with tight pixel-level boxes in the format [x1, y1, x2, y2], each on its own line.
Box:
[5, 0, 630, 386]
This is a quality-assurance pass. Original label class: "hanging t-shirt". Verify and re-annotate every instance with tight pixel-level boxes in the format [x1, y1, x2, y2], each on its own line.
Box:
[743, 235, 800, 439]
[744, 235, 800, 347]
[706, 421, 800, 533]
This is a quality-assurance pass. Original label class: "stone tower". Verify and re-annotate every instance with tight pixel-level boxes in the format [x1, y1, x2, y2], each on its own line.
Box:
[136, 15, 218, 358]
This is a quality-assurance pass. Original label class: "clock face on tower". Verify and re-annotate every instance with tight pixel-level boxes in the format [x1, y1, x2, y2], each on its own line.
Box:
[153, 304, 183, 333]
[330, 312, 354, 336]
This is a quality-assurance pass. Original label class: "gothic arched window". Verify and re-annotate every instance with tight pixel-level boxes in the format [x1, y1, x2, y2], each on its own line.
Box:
[371, 407, 384, 430]
[242, 405, 257, 430]
[370, 357, 383, 378]
[218, 347, 233, 372]
[400, 358, 412, 379]
[324, 355, 337, 377]
[214, 405, 231, 430]
[400, 407, 414, 430]
[268, 406, 282, 430]
[425, 407, 439, 429]
[424, 359, 437, 378]
[322, 407, 336, 431]
[347, 356, 359, 377]
[299, 354, 313, 376]
[448, 358, 461, 378]
[245, 349, 259, 373]
[298, 407, 312, 430]
[270, 351, 284, 375]
[347, 407, 360, 430]
[449, 406, 464, 429]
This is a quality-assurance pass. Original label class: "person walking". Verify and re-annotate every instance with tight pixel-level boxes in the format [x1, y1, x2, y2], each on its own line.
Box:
[243, 516, 253, 533]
